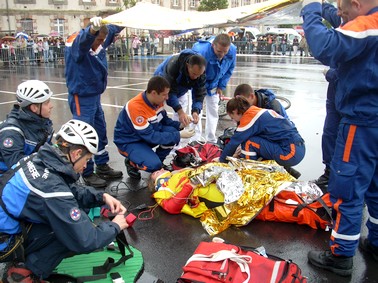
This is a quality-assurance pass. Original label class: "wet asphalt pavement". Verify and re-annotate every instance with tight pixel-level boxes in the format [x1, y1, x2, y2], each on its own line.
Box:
[0, 54, 377, 283]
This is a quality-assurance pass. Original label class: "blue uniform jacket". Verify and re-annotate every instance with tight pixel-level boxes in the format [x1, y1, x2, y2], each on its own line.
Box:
[0, 105, 53, 173]
[0, 144, 120, 253]
[192, 39, 236, 95]
[114, 91, 181, 155]
[154, 49, 206, 114]
[301, 3, 378, 126]
[220, 106, 303, 163]
[255, 89, 289, 119]
[322, 2, 342, 28]
[64, 24, 123, 97]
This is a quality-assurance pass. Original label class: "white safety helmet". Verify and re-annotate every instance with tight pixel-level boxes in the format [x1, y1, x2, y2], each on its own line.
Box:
[56, 120, 99, 155]
[16, 80, 53, 108]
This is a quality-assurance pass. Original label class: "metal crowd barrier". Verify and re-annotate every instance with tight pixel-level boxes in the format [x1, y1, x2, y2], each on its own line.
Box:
[0, 46, 65, 66]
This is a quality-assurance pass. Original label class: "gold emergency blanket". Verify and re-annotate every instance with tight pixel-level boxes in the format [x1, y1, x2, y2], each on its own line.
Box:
[193, 158, 295, 235]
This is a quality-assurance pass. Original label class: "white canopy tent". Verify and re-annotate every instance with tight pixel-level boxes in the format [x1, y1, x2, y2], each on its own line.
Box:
[102, 0, 301, 31]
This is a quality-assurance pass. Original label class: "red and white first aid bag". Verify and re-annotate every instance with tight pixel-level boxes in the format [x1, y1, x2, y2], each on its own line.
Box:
[177, 241, 307, 283]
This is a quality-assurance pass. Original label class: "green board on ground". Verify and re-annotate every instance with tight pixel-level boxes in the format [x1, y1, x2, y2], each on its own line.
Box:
[51, 244, 143, 283]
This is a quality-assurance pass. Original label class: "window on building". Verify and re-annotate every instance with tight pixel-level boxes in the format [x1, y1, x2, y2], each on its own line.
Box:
[15, 0, 36, 3]
[108, 0, 117, 3]
[21, 18, 33, 35]
[231, 0, 239, 8]
[243, 0, 251, 5]
[173, 0, 179, 7]
[54, 18, 65, 36]
[189, 0, 196, 8]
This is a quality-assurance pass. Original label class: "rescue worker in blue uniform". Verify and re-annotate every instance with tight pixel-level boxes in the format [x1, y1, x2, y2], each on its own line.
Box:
[0, 80, 54, 174]
[114, 76, 195, 179]
[219, 96, 305, 168]
[315, 68, 341, 191]
[192, 34, 237, 143]
[0, 120, 128, 282]
[313, 2, 343, 191]
[65, 16, 123, 188]
[154, 50, 207, 127]
[301, 0, 378, 276]
[233, 83, 289, 119]
[231, 83, 301, 178]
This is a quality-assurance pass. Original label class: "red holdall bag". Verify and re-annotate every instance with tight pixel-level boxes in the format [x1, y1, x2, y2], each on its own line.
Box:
[172, 141, 222, 170]
[177, 241, 307, 283]
[256, 191, 333, 230]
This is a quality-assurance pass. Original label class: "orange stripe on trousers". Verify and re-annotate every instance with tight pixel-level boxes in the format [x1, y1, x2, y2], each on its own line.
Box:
[74, 94, 81, 116]
[330, 199, 343, 254]
[280, 144, 296, 161]
[343, 125, 356, 162]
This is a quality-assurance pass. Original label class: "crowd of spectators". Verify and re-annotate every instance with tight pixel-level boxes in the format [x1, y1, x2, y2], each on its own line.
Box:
[0, 34, 65, 66]
[0, 30, 312, 67]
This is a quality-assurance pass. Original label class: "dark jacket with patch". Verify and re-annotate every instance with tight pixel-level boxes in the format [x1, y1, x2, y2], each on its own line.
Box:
[154, 49, 206, 114]
[0, 105, 53, 173]
[0, 143, 120, 253]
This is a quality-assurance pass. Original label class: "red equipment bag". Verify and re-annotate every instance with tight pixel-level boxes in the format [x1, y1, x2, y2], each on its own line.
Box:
[255, 191, 333, 230]
[177, 241, 307, 283]
[172, 141, 222, 170]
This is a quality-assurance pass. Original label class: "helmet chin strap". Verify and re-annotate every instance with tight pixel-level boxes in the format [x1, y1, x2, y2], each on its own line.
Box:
[69, 150, 87, 168]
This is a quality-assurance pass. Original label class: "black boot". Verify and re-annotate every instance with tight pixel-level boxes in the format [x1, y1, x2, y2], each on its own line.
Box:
[359, 237, 378, 261]
[124, 158, 141, 179]
[284, 166, 301, 179]
[314, 168, 330, 193]
[96, 164, 123, 180]
[308, 250, 353, 276]
[83, 173, 107, 189]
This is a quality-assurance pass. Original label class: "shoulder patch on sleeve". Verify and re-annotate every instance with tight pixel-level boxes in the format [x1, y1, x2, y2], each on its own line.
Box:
[3, 138, 14, 148]
[70, 207, 81, 221]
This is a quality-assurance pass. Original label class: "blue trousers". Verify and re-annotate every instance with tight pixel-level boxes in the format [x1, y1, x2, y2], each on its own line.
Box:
[24, 224, 71, 278]
[124, 140, 175, 173]
[321, 77, 341, 169]
[241, 136, 305, 167]
[68, 94, 109, 176]
[329, 124, 378, 256]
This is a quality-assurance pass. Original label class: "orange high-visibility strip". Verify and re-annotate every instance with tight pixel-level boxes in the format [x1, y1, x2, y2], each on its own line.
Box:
[117, 149, 147, 170]
[330, 199, 343, 254]
[244, 141, 260, 160]
[343, 125, 356, 162]
[74, 94, 81, 117]
[280, 144, 295, 161]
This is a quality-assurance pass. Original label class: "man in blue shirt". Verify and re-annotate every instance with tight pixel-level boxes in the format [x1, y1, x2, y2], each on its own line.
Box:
[192, 34, 236, 143]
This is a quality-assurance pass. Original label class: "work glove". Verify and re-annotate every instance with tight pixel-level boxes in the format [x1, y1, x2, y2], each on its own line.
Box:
[90, 17, 103, 31]
[180, 128, 195, 139]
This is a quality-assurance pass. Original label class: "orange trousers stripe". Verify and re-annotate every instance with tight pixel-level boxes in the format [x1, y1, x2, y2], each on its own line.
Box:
[74, 94, 81, 117]
[343, 125, 356, 162]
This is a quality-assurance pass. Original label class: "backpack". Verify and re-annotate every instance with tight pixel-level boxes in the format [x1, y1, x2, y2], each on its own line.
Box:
[255, 191, 333, 230]
[177, 241, 307, 283]
[172, 141, 222, 170]
[217, 126, 236, 149]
